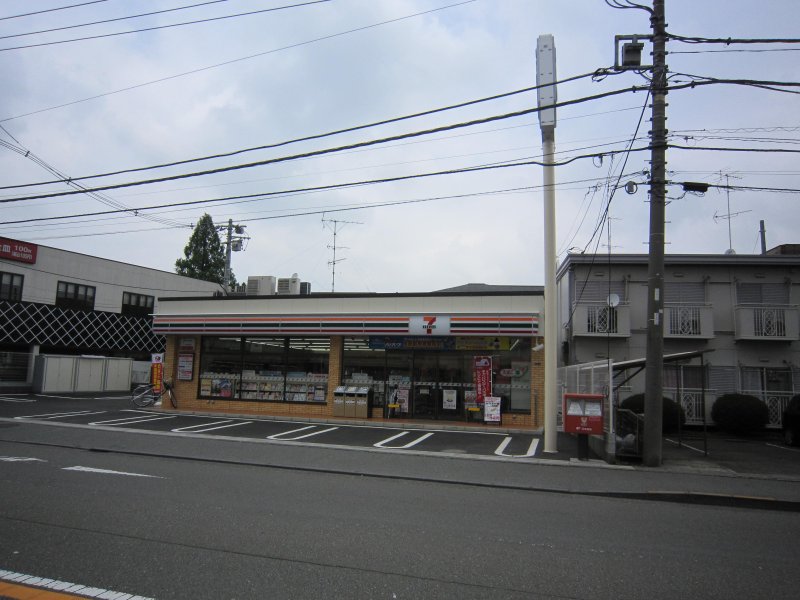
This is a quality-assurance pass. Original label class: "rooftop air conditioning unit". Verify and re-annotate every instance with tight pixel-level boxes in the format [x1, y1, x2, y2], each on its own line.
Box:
[277, 273, 301, 295]
[247, 276, 276, 296]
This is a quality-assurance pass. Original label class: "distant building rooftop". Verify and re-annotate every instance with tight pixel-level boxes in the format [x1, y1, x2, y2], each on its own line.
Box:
[436, 283, 543, 294]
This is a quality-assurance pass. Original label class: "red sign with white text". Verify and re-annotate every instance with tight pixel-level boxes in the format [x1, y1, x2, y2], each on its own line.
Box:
[0, 238, 37, 264]
[473, 356, 492, 404]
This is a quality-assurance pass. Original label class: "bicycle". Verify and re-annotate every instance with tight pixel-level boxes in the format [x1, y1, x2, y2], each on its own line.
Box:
[131, 379, 177, 408]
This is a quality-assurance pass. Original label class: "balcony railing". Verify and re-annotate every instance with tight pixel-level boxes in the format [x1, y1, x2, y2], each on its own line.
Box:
[664, 388, 712, 425]
[664, 304, 714, 339]
[734, 305, 799, 340]
[571, 303, 630, 337]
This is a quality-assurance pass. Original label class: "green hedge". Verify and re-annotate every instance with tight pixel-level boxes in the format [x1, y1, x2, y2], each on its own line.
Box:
[711, 393, 768, 435]
[619, 393, 686, 433]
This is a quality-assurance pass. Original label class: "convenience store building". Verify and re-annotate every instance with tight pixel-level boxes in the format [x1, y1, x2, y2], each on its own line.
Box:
[152, 286, 545, 428]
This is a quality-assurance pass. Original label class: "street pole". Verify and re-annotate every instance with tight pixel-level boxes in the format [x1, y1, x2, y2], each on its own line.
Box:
[643, 0, 667, 466]
[224, 218, 233, 294]
[536, 34, 558, 453]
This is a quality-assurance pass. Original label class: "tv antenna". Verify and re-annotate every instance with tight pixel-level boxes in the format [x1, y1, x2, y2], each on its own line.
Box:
[713, 172, 749, 253]
[322, 215, 362, 292]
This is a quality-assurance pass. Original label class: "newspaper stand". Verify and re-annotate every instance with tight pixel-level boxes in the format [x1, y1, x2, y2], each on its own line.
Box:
[563, 393, 604, 460]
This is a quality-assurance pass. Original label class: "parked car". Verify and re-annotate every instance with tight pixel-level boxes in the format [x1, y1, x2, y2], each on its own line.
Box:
[783, 394, 800, 446]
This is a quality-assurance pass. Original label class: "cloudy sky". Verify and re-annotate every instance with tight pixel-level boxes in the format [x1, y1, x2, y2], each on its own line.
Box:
[1, 0, 798, 293]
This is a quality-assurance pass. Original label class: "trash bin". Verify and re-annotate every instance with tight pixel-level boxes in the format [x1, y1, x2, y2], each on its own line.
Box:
[344, 386, 358, 418]
[355, 386, 372, 418]
[333, 386, 347, 417]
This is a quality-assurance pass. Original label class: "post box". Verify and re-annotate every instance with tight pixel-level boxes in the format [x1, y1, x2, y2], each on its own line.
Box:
[563, 393, 605, 435]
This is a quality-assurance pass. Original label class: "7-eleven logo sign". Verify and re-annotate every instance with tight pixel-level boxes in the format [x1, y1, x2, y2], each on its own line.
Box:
[410, 315, 450, 336]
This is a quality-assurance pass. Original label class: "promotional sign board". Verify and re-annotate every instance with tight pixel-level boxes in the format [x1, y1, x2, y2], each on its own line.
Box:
[483, 396, 501, 423]
[563, 393, 604, 435]
[0, 238, 37, 264]
[151, 353, 164, 393]
[442, 389, 457, 410]
[473, 356, 492, 404]
[177, 354, 194, 381]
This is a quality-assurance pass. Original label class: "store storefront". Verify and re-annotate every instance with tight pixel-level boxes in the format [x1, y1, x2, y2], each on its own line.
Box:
[153, 290, 545, 428]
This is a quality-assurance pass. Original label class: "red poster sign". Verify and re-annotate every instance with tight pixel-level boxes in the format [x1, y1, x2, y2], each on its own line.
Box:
[473, 356, 492, 404]
[0, 238, 37, 264]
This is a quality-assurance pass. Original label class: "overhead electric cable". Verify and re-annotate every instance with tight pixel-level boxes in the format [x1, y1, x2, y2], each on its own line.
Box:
[0, 83, 649, 200]
[0, 0, 476, 122]
[1, 71, 605, 190]
[0, 1, 106, 21]
[0, 1, 231, 40]
[0, 148, 652, 226]
[0, 0, 332, 52]
[668, 34, 800, 45]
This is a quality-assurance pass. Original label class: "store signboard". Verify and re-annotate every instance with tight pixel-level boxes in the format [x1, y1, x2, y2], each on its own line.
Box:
[177, 354, 194, 381]
[179, 337, 196, 353]
[442, 389, 457, 410]
[151, 353, 164, 393]
[483, 396, 501, 423]
[0, 237, 37, 264]
[473, 356, 492, 404]
[409, 315, 451, 336]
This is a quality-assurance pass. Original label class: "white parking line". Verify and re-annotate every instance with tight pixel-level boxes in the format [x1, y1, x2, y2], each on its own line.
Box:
[766, 442, 800, 453]
[494, 436, 540, 457]
[172, 420, 253, 433]
[0, 456, 46, 462]
[88, 415, 176, 426]
[63, 466, 163, 478]
[14, 410, 107, 420]
[266, 425, 339, 440]
[374, 431, 434, 449]
[0, 396, 35, 403]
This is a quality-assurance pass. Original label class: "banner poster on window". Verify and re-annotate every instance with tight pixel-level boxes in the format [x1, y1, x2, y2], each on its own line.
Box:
[396, 386, 410, 413]
[177, 354, 194, 381]
[442, 389, 457, 410]
[473, 355, 492, 404]
[483, 396, 501, 423]
[151, 353, 164, 393]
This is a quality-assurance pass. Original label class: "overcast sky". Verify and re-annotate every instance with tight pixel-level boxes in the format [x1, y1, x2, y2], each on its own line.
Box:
[1, 0, 798, 293]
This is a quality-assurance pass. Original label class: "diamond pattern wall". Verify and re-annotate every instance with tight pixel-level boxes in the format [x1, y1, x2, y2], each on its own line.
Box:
[0, 301, 165, 353]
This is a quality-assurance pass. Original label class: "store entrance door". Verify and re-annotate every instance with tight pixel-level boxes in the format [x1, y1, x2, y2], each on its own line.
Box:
[412, 352, 439, 419]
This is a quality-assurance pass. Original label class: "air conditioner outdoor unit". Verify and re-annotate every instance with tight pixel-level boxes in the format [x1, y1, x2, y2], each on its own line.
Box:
[246, 276, 276, 296]
[277, 273, 301, 295]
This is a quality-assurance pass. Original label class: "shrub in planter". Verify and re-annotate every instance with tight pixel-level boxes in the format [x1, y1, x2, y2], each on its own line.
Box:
[711, 393, 768, 435]
[619, 393, 685, 433]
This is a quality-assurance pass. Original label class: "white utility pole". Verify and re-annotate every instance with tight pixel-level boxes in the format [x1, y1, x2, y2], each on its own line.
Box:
[536, 34, 558, 453]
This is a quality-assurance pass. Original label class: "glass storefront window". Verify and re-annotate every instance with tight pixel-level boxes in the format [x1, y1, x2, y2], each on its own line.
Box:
[492, 338, 532, 412]
[199, 337, 242, 400]
[342, 338, 387, 407]
[286, 338, 330, 402]
[241, 337, 286, 401]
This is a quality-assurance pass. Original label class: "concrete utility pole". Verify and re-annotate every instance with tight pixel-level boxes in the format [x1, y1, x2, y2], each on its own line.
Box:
[643, 0, 668, 466]
[536, 34, 558, 453]
[221, 219, 248, 294]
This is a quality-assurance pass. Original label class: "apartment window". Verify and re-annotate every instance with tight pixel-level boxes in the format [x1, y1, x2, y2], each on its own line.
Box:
[0, 271, 23, 302]
[56, 281, 96, 311]
[122, 291, 155, 317]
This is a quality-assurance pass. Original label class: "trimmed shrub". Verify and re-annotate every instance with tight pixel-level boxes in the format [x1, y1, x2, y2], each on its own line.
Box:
[711, 393, 768, 435]
[619, 393, 686, 433]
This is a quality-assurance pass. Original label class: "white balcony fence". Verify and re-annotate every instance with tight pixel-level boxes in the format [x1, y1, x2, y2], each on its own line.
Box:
[735, 305, 799, 340]
[741, 390, 794, 428]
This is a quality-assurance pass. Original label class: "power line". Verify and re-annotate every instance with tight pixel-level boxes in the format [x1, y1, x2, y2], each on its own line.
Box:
[0, 0, 332, 52]
[0, 1, 231, 40]
[669, 144, 800, 154]
[0, 148, 653, 226]
[0, 83, 647, 201]
[0, 0, 477, 122]
[0, 1, 107, 21]
[668, 33, 800, 45]
[2, 71, 605, 191]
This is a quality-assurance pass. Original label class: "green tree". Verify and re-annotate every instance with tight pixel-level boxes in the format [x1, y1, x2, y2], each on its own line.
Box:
[175, 214, 227, 285]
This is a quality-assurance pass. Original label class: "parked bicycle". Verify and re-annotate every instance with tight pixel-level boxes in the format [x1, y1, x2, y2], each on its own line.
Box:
[131, 379, 177, 408]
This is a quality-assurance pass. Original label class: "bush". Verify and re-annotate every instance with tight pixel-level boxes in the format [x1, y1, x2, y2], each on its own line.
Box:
[619, 393, 686, 433]
[711, 393, 768, 435]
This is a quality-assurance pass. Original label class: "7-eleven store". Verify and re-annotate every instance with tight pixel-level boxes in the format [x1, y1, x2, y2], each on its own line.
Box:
[152, 290, 545, 428]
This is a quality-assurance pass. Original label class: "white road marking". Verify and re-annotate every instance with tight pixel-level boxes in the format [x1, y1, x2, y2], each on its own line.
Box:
[63, 466, 163, 478]
[0, 569, 154, 599]
[0, 397, 35, 403]
[494, 436, 540, 457]
[88, 415, 176, 426]
[665, 437, 706, 454]
[14, 410, 106, 420]
[172, 420, 253, 433]
[266, 425, 339, 440]
[0, 456, 46, 462]
[374, 431, 434, 449]
[766, 442, 800, 453]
